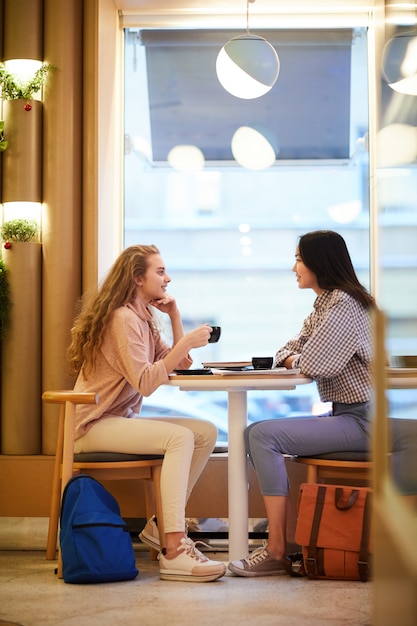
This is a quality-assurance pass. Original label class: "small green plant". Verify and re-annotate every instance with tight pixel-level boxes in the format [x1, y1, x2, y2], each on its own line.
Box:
[0, 63, 52, 100]
[0, 120, 7, 151]
[1, 218, 39, 243]
[0, 259, 10, 339]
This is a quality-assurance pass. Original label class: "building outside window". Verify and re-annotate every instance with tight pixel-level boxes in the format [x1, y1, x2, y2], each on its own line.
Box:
[123, 26, 417, 440]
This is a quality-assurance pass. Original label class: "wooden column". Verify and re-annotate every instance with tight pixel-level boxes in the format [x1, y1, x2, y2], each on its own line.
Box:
[0, 0, 44, 454]
[1, 99, 42, 202]
[1, 242, 41, 453]
[42, 0, 83, 453]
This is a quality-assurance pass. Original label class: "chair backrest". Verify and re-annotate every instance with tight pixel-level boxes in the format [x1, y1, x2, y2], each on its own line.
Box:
[43, 390, 165, 485]
[42, 391, 99, 489]
[43, 389, 165, 570]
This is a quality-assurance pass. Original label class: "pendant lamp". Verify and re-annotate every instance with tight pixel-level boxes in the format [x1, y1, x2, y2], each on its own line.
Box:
[216, 0, 279, 99]
[382, 30, 417, 96]
[167, 145, 205, 173]
[231, 126, 276, 170]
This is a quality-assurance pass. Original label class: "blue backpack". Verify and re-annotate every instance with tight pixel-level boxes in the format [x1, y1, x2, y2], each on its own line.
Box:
[60, 474, 139, 583]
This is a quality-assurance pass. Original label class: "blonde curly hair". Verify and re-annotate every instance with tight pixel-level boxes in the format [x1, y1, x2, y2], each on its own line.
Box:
[67, 244, 160, 378]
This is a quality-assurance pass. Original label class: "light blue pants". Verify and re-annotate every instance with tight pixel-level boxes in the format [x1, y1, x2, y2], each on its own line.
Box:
[389, 418, 417, 495]
[245, 402, 371, 496]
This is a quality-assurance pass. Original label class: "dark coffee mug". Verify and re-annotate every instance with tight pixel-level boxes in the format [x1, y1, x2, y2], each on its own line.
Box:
[252, 356, 273, 369]
[208, 326, 221, 343]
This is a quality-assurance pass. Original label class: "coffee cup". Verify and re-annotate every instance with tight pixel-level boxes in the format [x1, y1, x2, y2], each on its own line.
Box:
[208, 326, 221, 343]
[252, 356, 273, 370]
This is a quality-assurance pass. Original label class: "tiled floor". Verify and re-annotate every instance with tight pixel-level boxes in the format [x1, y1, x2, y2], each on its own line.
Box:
[0, 544, 372, 626]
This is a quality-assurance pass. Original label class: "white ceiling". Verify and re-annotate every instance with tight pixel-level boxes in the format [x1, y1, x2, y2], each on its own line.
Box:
[117, 0, 373, 12]
[118, 0, 375, 29]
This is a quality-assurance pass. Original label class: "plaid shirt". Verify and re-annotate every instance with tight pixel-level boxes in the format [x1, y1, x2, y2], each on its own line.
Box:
[274, 289, 372, 404]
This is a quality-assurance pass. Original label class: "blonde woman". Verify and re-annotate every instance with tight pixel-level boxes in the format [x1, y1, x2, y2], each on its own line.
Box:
[68, 244, 225, 582]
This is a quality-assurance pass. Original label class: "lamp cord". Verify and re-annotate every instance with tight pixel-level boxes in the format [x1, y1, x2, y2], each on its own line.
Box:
[246, 0, 256, 35]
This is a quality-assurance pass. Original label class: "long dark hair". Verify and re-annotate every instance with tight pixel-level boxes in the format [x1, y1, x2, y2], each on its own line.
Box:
[298, 230, 375, 309]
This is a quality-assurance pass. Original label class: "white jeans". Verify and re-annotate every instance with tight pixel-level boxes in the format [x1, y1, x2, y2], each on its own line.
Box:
[74, 415, 217, 534]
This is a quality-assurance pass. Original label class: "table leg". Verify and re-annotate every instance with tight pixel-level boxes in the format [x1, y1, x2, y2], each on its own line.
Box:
[227, 389, 248, 561]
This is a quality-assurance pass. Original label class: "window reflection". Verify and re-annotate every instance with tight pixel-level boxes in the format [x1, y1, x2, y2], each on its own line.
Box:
[379, 18, 417, 501]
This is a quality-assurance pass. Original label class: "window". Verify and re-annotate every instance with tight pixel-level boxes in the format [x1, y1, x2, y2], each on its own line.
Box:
[125, 26, 414, 436]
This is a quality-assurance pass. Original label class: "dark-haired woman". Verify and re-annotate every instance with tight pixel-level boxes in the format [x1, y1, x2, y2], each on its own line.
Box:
[229, 230, 376, 577]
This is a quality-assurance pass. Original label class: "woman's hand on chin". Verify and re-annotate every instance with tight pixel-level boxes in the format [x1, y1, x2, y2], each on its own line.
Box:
[150, 294, 178, 315]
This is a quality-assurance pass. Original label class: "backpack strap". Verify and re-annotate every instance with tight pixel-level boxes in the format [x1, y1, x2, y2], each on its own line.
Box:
[358, 491, 372, 582]
[305, 485, 326, 578]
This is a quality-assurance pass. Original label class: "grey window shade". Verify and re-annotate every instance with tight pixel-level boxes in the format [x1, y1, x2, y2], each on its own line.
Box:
[132, 29, 354, 162]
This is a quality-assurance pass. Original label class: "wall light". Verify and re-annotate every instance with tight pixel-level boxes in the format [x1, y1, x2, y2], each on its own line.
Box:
[216, 0, 280, 99]
[4, 59, 44, 99]
[2, 202, 42, 225]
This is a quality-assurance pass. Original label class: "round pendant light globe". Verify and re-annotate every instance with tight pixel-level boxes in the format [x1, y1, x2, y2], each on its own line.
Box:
[216, 34, 280, 99]
[231, 126, 276, 170]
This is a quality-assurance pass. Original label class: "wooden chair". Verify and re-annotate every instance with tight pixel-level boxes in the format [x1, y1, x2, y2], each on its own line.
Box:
[43, 390, 164, 576]
[292, 452, 372, 485]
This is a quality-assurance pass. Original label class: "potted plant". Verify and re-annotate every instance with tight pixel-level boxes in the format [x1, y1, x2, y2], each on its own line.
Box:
[1, 218, 39, 246]
[0, 64, 52, 201]
[0, 62, 52, 103]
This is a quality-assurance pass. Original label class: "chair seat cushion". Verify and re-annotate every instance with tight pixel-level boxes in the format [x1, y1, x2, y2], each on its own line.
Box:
[74, 452, 163, 463]
[296, 452, 370, 462]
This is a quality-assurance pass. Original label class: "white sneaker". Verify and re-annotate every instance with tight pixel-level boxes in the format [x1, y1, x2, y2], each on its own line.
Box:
[139, 516, 160, 551]
[159, 537, 226, 582]
[139, 517, 202, 551]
